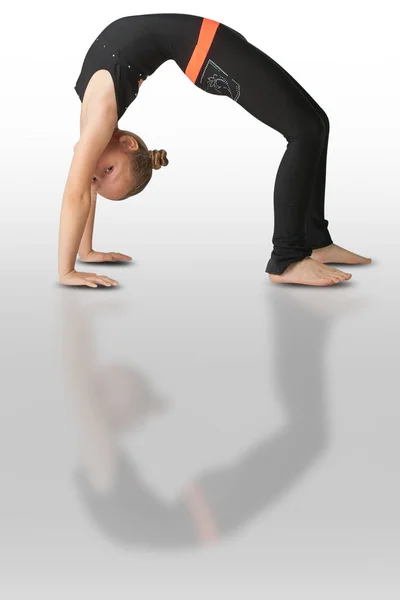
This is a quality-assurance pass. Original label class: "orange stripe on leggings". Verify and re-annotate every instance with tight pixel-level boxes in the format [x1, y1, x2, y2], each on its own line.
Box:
[185, 18, 220, 83]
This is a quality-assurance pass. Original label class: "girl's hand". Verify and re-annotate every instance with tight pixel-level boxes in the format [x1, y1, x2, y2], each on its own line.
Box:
[59, 269, 118, 288]
[79, 250, 133, 263]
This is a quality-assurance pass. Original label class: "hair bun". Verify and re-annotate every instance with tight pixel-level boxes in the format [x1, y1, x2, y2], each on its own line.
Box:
[149, 149, 169, 170]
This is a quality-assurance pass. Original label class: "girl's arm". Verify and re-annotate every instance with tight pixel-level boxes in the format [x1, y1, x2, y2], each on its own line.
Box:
[76, 187, 133, 264]
[78, 187, 97, 260]
[182, 481, 219, 544]
[58, 105, 116, 282]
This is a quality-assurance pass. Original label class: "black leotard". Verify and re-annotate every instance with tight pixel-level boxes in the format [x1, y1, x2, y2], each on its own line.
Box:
[74, 13, 205, 120]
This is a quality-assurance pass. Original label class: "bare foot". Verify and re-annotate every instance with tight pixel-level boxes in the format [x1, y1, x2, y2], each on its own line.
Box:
[269, 257, 352, 286]
[311, 243, 371, 264]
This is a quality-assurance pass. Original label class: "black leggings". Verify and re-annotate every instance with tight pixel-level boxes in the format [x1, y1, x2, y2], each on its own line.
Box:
[176, 22, 333, 275]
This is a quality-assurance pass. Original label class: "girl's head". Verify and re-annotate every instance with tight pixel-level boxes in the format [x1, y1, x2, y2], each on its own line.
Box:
[94, 363, 167, 432]
[91, 128, 169, 200]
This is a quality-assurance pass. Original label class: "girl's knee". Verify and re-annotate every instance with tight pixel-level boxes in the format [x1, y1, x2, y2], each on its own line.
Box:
[299, 110, 329, 142]
[316, 105, 330, 134]
[279, 104, 329, 144]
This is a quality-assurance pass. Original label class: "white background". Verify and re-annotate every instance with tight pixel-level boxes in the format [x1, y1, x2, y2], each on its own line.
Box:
[2, 0, 398, 265]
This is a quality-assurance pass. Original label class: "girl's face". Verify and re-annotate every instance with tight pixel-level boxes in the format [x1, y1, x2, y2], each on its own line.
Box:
[91, 130, 142, 200]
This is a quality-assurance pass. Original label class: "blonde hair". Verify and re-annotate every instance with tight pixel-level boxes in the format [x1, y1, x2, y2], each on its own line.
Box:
[119, 133, 169, 200]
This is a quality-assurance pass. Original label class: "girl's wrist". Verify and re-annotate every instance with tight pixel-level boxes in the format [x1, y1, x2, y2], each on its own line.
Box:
[78, 247, 93, 260]
[58, 266, 75, 278]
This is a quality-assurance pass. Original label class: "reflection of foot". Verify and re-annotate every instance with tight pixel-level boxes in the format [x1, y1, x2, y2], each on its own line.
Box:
[269, 257, 352, 286]
[270, 283, 368, 321]
[311, 243, 371, 264]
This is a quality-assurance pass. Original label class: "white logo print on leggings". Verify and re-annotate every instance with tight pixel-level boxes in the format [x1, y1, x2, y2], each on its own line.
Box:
[199, 59, 241, 101]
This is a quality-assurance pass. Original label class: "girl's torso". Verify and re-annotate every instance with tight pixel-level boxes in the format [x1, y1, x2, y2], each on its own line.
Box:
[74, 13, 205, 120]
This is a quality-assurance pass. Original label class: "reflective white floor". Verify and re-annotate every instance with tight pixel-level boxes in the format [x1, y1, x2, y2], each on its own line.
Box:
[1, 233, 399, 599]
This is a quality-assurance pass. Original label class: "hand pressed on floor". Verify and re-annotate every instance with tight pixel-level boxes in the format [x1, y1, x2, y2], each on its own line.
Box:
[59, 269, 118, 288]
[79, 250, 132, 263]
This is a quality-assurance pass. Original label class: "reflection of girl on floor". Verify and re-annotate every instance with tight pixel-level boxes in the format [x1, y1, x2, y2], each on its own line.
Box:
[60, 288, 333, 548]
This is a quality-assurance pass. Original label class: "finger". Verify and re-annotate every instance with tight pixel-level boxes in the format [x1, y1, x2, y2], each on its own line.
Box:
[85, 273, 118, 285]
[100, 254, 115, 261]
[101, 275, 119, 285]
[117, 254, 132, 260]
[95, 280, 112, 287]
[110, 253, 132, 261]
[97, 276, 118, 286]
[86, 276, 112, 287]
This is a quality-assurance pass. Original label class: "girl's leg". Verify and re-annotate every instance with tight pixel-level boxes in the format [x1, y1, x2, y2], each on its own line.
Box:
[187, 24, 333, 275]
[264, 53, 333, 250]
[305, 131, 333, 250]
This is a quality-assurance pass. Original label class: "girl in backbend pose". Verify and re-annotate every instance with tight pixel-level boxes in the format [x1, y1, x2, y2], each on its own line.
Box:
[58, 13, 371, 288]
